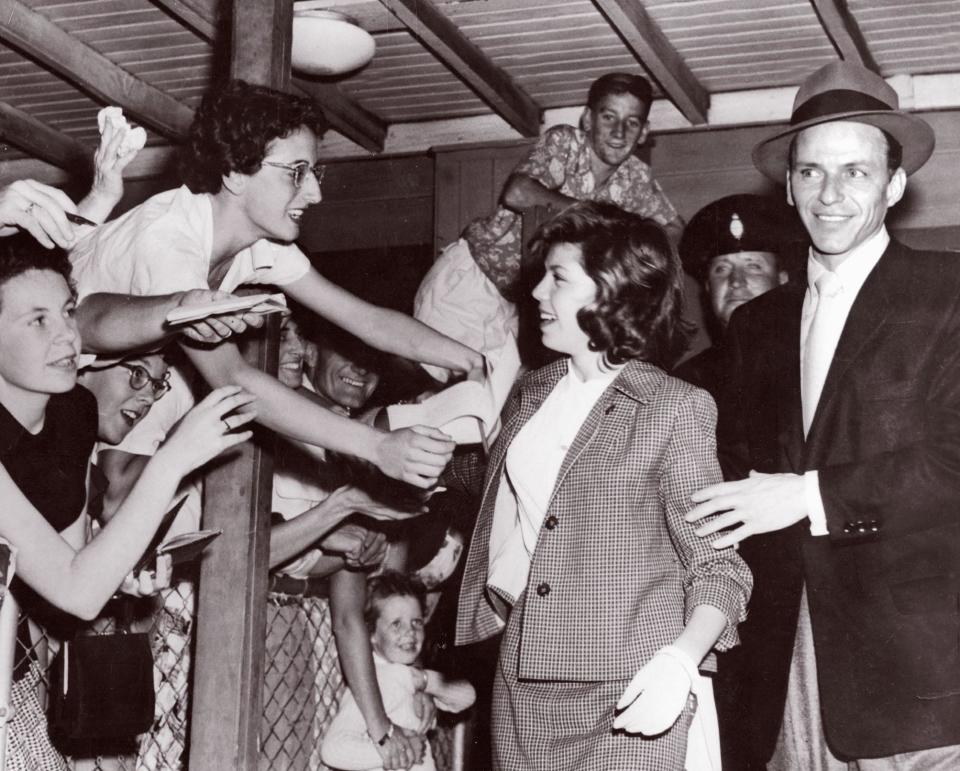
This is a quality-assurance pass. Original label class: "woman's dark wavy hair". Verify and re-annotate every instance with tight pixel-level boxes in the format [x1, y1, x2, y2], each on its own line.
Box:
[363, 570, 426, 634]
[180, 79, 328, 194]
[0, 233, 73, 311]
[529, 201, 690, 369]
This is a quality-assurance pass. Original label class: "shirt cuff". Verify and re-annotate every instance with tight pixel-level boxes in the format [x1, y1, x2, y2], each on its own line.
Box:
[804, 471, 828, 536]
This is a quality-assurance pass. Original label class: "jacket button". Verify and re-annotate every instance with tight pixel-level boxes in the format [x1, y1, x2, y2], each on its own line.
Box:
[536, 582, 551, 597]
[544, 516, 558, 530]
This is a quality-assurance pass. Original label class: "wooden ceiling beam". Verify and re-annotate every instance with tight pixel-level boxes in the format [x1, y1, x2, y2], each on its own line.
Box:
[809, 0, 878, 71]
[592, 0, 708, 125]
[0, 0, 194, 138]
[155, 0, 386, 151]
[295, 1, 403, 33]
[377, 0, 542, 137]
[230, 0, 293, 88]
[293, 78, 386, 153]
[151, 0, 222, 42]
[0, 100, 88, 170]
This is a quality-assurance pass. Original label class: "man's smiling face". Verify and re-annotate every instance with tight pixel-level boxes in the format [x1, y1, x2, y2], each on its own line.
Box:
[788, 121, 905, 266]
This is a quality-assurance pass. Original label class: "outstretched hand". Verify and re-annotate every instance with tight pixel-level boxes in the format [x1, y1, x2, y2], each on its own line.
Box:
[320, 523, 387, 569]
[156, 385, 257, 476]
[375, 426, 455, 488]
[173, 289, 266, 344]
[0, 179, 78, 248]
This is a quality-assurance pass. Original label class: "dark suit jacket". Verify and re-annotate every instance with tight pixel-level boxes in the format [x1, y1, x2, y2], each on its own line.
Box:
[718, 238, 960, 761]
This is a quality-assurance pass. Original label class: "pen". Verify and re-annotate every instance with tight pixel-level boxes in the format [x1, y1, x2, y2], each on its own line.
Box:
[66, 212, 97, 227]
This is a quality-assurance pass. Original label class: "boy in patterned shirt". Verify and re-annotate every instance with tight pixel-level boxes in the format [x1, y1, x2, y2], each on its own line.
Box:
[415, 72, 683, 375]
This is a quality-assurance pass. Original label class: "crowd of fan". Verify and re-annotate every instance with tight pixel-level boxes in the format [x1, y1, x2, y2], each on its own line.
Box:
[1, 57, 955, 771]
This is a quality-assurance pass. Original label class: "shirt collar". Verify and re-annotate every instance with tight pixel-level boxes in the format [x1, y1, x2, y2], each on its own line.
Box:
[806, 225, 889, 297]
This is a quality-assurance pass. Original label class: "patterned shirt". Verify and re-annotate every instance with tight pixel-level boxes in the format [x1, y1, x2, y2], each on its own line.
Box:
[462, 124, 679, 296]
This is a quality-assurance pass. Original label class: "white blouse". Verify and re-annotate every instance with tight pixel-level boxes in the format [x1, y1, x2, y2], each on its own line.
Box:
[486, 360, 619, 606]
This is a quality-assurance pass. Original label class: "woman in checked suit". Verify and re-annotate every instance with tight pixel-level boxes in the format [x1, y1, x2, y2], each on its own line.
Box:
[454, 202, 752, 770]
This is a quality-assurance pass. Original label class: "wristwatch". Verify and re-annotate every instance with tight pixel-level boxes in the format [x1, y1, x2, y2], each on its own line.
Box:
[376, 723, 395, 746]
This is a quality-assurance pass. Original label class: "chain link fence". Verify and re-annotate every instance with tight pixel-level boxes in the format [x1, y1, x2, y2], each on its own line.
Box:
[13, 575, 467, 771]
[12, 576, 196, 771]
[259, 588, 463, 771]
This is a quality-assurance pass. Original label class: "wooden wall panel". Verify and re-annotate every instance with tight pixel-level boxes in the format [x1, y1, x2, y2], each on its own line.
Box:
[431, 109, 960, 247]
[431, 139, 530, 254]
[299, 154, 434, 252]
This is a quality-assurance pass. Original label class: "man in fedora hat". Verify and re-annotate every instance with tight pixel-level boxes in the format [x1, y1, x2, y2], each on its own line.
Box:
[675, 193, 804, 400]
[686, 60, 960, 768]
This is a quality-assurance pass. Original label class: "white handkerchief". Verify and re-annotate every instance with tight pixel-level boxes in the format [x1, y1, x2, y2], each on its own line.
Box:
[97, 106, 147, 156]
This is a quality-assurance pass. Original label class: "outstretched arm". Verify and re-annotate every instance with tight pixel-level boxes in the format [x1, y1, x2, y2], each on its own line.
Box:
[183, 340, 455, 488]
[1, 386, 254, 620]
[77, 289, 263, 352]
[270, 486, 420, 569]
[75, 116, 140, 225]
[284, 269, 482, 377]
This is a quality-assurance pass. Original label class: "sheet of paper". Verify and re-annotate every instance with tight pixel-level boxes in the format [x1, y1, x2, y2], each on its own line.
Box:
[165, 293, 288, 325]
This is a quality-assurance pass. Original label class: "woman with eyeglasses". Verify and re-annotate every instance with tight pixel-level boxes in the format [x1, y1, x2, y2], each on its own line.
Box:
[68, 80, 483, 498]
[78, 354, 171, 445]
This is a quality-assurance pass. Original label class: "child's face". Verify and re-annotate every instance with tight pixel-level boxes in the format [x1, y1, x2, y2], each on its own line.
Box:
[370, 595, 425, 666]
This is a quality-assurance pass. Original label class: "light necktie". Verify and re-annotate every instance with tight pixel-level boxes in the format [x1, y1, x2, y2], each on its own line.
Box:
[802, 271, 842, 436]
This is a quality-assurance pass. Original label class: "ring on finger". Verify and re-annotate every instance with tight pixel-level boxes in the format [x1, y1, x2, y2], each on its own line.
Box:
[25, 202, 37, 217]
[222, 417, 231, 432]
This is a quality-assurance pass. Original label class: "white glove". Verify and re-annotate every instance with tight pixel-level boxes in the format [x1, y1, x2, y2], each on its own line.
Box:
[613, 645, 698, 735]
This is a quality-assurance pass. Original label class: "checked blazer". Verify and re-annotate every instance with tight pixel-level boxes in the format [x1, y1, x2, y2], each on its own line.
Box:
[455, 357, 751, 683]
[718, 239, 960, 761]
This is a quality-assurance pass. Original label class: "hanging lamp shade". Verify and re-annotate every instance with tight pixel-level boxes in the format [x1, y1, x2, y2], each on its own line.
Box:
[291, 10, 376, 76]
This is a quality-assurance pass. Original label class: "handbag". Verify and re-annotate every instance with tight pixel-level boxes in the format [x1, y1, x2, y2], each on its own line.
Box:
[47, 628, 156, 741]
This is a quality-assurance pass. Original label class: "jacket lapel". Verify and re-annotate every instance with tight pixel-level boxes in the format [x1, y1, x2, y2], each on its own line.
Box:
[774, 282, 807, 472]
[546, 361, 661, 510]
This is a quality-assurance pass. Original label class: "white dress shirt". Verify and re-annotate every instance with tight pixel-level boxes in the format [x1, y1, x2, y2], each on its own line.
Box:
[801, 225, 889, 535]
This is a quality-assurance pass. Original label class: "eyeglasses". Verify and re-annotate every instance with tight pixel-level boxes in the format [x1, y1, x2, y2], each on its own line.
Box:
[261, 160, 326, 189]
[118, 363, 171, 400]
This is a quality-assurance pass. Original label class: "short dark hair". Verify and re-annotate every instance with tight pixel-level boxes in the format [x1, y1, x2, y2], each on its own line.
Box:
[587, 73, 653, 116]
[180, 79, 328, 194]
[788, 124, 903, 175]
[529, 202, 690, 369]
[363, 570, 426, 634]
[0, 234, 73, 312]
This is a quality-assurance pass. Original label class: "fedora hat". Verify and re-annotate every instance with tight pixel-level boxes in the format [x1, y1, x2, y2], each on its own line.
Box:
[753, 61, 935, 182]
